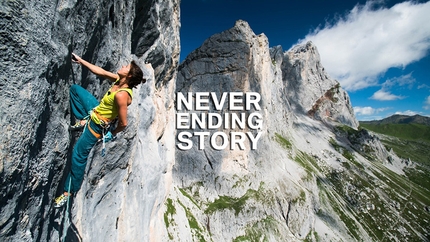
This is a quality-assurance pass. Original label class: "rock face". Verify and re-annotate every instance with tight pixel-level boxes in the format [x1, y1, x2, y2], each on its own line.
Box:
[283, 43, 358, 129]
[0, 0, 179, 241]
[173, 20, 428, 242]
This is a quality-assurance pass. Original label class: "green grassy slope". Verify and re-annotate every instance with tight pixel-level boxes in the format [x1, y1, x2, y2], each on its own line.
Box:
[359, 123, 430, 166]
[360, 123, 430, 142]
[278, 129, 430, 241]
[359, 121, 430, 211]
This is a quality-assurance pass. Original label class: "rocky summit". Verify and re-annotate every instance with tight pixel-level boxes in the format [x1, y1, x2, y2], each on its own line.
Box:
[1, 1, 429, 242]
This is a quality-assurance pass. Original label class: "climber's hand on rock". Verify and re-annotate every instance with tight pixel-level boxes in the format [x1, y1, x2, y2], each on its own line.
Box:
[71, 53, 81, 64]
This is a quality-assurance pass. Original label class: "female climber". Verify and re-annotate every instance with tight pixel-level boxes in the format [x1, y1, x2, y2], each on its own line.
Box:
[54, 53, 145, 208]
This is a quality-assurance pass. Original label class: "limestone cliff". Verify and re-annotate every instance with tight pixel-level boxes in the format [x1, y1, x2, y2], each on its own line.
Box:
[0, 0, 179, 241]
[283, 43, 358, 129]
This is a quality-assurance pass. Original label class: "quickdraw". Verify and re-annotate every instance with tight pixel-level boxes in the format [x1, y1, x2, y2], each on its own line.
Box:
[85, 110, 117, 157]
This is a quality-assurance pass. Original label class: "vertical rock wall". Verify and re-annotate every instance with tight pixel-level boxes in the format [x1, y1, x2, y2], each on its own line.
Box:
[0, 0, 179, 241]
[283, 42, 359, 129]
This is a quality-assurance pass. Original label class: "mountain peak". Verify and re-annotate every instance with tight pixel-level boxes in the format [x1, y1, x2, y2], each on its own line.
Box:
[234, 19, 253, 32]
[283, 41, 359, 128]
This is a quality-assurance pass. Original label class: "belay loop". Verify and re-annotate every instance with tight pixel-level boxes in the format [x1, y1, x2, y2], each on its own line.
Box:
[101, 123, 110, 157]
[88, 109, 115, 157]
[98, 116, 117, 158]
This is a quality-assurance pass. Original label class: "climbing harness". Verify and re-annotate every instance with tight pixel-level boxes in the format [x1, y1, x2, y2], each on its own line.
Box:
[86, 121, 102, 139]
[61, 177, 72, 242]
[86, 109, 116, 157]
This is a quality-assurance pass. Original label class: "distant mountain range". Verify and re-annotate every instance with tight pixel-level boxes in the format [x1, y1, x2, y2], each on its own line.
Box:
[360, 114, 430, 126]
[360, 114, 430, 147]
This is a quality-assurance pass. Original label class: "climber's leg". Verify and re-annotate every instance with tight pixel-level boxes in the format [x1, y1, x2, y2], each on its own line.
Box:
[69, 84, 99, 120]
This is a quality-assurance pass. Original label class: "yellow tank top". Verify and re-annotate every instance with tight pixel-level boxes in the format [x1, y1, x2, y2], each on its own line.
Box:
[91, 81, 133, 125]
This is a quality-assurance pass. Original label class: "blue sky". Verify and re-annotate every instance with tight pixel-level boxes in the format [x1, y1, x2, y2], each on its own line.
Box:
[180, 0, 430, 121]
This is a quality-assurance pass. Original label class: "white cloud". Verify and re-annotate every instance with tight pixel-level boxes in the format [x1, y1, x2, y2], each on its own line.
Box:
[370, 89, 405, 100]
[395, 110, 420, 116]
[297, 1, 430, 91]
[424, 96, 430, 110]
[382, 73, 415, 89]
[354, 106, 375, 115]
[369, 73, 414, 100]
[354, 106, 389, 115]
[418, 84, 430, 89]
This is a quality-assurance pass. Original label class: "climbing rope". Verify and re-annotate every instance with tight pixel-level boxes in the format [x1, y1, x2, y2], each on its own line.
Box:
[61, 177, 72, 242]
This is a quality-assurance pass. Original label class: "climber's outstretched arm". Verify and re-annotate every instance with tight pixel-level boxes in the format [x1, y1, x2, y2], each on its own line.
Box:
[72, 53, 119, 82]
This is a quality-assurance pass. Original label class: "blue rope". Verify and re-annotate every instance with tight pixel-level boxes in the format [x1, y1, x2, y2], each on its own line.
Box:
[61, 177, 72, 242]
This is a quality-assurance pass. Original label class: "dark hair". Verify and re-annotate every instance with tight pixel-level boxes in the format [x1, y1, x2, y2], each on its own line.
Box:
[127, 60, 146, 88]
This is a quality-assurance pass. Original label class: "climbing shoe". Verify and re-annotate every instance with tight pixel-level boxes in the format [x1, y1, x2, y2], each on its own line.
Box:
[68, 120, 86, 131]
[54, 194, 70, 208]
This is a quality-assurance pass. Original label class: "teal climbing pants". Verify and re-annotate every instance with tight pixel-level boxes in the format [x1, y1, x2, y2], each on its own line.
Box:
[64, 84, 103, 193]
